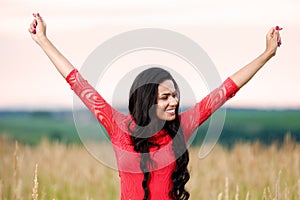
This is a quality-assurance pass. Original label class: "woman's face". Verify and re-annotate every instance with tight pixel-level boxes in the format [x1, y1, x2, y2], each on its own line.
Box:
[156, 79, 179, 121]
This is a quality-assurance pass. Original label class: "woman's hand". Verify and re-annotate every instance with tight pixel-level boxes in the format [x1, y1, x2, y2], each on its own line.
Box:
[27, 13, 75, 78]
[28, 13, 47, 45]
[230, 26, 283, 88]
[265, 26, 283, 57]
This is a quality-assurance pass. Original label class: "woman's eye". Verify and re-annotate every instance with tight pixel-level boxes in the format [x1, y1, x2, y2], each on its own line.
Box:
[172, 93, 178, 99]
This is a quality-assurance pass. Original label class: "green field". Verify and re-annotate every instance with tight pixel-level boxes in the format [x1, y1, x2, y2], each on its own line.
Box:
[0, 108, 300, 146]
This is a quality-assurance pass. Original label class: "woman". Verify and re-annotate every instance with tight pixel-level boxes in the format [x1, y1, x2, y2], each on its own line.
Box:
[28, 13, 282, 200]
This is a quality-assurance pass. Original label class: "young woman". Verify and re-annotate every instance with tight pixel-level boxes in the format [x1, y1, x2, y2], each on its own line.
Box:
[28, 13, 282, 200]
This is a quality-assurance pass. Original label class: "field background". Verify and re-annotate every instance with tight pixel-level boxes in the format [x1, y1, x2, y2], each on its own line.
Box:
[1, 108, 300, 199]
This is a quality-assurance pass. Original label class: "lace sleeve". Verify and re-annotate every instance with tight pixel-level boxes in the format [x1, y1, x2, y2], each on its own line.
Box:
[179, 77, 239, 141]
[66, 69, 126, 136]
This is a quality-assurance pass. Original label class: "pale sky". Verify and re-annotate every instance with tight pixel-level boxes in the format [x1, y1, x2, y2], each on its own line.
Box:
[0, 0, 300, 110]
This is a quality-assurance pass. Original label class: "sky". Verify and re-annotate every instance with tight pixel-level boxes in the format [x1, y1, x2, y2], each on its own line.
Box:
[0, 0, 300, 110]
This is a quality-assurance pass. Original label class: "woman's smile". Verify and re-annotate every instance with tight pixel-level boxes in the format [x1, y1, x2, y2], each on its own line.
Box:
[156, 79, 179, 121]
[165, 109, 176, 115]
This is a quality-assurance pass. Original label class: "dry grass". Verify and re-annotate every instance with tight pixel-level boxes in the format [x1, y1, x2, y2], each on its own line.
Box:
[187, 135, 300, 200]
[32, 164, 38, 200]
[0, 135, 299, 199]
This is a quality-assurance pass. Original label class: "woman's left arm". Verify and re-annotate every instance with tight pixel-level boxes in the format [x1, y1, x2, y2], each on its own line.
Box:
[180, 26, 282, 141]
[230, 26, 282, 88]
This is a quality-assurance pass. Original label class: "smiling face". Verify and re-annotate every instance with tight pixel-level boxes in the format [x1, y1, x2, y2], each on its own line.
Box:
[156, 79, 179, 121]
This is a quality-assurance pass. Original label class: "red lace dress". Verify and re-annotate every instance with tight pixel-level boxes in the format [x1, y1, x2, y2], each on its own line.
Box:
[66, 69, 239, 200]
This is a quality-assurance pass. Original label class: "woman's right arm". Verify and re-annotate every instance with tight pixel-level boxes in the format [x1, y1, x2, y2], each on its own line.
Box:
[28, 13, 74, 78]
[28, 13, 127, 137]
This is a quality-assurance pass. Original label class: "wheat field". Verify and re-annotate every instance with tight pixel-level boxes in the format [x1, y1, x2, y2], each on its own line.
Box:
[0, 135, 299, 200]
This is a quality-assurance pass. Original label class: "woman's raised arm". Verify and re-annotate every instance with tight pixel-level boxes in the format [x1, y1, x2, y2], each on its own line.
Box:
[230, 26, 282, 88]
[28, 13, 128, 137]
[28, 13, 74, 78]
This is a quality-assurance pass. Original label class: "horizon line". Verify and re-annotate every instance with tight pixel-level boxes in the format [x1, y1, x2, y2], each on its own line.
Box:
[1, 105, 300, 112]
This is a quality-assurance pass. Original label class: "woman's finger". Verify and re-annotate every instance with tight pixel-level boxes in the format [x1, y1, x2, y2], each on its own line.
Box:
[33, 13, 44, 25]
[278, 35, 282, 47]
[275, 26, 283, 31]
[267, 27, 275, 38]
[30, 20, 37, 28]
[275, 26, 283, 47]
[29, 20, 37, 34]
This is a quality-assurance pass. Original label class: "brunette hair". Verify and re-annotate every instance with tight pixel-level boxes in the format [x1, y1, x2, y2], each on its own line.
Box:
[128, 67, 190, 200]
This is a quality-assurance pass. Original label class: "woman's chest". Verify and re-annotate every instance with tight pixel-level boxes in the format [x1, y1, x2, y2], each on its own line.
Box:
[112, 129, 175, 173]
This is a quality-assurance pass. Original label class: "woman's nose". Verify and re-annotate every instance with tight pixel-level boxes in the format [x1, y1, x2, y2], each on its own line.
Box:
[169, 96, 178, 106]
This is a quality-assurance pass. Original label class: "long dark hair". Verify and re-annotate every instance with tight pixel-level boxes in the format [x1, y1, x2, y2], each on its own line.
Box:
[128, 67, 190, 200]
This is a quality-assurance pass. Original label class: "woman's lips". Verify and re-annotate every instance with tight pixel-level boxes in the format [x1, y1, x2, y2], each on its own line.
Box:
[165, 109, 175, 114]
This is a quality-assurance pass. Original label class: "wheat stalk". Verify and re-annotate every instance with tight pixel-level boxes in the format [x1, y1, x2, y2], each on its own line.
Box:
[284, 184, 290, 200]
[297, 179, 300, 200]
[275, 170, 282, 200]
[245, 191, 250, 200]
[13, 141, 19, 180]
[235, 184, 239, 200]
[32, 164, 39, 200]
[225, 177, 229, 200]
[263, 188, 267, 200]
[0, 179, 3, 200]
[267, 186, 272, 200]
[13, 141, 21, 200]
[217, 192, 223, 200]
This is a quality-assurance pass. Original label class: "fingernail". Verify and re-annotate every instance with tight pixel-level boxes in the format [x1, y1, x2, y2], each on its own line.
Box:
[33, 24, 36, 28]
[275, 26, 279, 30]
[37, 13, 40, 17]
[33, 29, 36, 34]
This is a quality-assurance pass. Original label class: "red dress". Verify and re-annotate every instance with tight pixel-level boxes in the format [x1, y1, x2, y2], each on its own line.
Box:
[66, 69, 239, 200]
